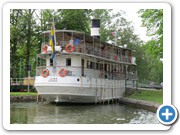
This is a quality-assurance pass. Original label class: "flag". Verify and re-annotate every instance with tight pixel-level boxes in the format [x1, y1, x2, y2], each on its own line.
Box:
[49, 18, 56, 60]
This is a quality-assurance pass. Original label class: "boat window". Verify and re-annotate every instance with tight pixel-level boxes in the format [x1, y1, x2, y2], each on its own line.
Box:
[100, 64, 103, 70]
[96, 63, 99, 70]
[66, 58, 71, 66]
[50, 58, 53, 66]
[92, 62, 95, 69]
[87, 61, 89, 68]
[122, 50, 125, 55]
[104, 64, 107, 71]
[90, 62, 93, 69]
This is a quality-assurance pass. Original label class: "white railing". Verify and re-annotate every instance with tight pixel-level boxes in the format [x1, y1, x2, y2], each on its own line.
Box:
[10, 78, 34, 85]
[41, 42, 135, 64]
[36, 66, 137, 81]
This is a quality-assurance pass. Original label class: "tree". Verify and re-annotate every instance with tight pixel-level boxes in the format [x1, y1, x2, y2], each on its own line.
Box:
[10, 9, 25, 78]
[56, 9, 91, 33]
[10, 9, 41, 78]
[138, 9, 163, 59]
[143, 40, 163, 83]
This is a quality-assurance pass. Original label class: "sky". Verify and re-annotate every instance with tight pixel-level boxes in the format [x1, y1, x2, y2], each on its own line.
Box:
[123, 9, 151, 42]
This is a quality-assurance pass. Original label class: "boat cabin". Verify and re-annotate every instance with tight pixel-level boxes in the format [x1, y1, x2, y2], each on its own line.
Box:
[36, 30, 137, 80]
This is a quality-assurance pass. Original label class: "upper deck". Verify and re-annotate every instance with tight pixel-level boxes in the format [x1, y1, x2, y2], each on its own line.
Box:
[41, 30, 136, 65]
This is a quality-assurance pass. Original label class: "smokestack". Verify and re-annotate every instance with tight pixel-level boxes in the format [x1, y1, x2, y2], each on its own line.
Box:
[91, 19, 100, 39]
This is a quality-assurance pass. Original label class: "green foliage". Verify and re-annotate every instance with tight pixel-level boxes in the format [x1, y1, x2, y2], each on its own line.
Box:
[136, 40, 163, 83]
[56, 9, 91, 33]
[138, 9, 163, 58]
[10, 9, 42, 78]
[137, 9, 163, 83]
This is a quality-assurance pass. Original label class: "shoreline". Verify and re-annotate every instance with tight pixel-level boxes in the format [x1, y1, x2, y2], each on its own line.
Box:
[10, 95, 161, 112]
[10, 95, 45, 103]
[119, 97, 161, 112]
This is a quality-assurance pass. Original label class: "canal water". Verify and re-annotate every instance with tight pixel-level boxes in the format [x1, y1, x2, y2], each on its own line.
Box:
[10, 102, 159, 124]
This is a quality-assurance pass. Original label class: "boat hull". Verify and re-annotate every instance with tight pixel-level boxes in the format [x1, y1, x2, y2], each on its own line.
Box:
[34, 76, 126, 103]
[35, 86, 125, 103]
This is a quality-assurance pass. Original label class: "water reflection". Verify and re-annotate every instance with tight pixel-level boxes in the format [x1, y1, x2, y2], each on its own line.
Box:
[10, 102, 159, 124]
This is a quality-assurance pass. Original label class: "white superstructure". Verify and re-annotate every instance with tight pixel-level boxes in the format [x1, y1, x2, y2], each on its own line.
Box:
[34, 29, 137, 103]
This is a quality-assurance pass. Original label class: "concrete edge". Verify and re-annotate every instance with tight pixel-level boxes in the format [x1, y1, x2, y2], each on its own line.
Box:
[119, 97, 161, 113]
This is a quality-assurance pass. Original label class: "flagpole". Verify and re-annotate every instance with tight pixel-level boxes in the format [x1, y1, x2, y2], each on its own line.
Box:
[115, 31, 117, 46]
[53, 17, 56, 67]
[49, 15, 57, 69]
[52, 17, 57, 47]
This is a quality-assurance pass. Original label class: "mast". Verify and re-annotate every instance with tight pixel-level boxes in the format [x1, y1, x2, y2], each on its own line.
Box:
[49, 17, 56, 66]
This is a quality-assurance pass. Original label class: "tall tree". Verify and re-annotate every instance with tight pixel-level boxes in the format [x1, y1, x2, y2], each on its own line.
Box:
[10, 9, 25, 78]
[137, 9, 163, 83]
[20, 9, 36, 77]
[10, 9, 41, 78]
[138, 9, 163, 59]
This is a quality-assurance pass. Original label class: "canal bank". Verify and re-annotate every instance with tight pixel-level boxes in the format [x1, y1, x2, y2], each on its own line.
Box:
[10, 95, 46, 102]
[10, 92, 46, 103]
[119, 88, 162, 112]
[119, 97, 161, 112]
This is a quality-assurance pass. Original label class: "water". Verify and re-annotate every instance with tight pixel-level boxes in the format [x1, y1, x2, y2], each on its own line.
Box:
[10, 102, 159, 124]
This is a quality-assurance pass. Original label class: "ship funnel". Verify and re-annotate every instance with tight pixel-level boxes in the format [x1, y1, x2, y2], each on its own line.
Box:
[91, 19, 100, 39]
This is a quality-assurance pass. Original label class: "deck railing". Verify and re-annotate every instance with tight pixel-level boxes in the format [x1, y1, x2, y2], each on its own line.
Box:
[41, 42, 136, 64]
[10, 78, 34, 85]
[36, 66, 137, 80]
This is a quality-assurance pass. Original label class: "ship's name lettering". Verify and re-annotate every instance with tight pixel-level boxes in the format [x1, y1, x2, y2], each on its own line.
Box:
[48, 78, 58, 82]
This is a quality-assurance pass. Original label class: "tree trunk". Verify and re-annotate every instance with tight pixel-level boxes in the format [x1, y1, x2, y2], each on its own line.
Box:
[11, 41, 17, 78]
[25, 9, 32, 77]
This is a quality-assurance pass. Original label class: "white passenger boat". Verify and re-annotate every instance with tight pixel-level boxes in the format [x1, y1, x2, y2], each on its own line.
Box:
[34, 19, 137, 103]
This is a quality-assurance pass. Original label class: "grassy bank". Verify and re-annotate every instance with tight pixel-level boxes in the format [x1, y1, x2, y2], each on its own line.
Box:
[126, 90, 163, 104]
[10, 92, 37, 96]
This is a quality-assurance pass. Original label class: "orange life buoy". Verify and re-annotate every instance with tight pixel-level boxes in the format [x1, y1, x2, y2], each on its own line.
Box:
[41, 69, 49, 78]
[42, 45, 48, 53]
[65, 44, 74, 53]
[58, 69, 67, 77]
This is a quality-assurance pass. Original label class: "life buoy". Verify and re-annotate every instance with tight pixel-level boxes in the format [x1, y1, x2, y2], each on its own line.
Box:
[42, 45, 48, 53]
[41, 69, 49, 78]
[65, 44, 74, 53]
[58, 69, 67, 77]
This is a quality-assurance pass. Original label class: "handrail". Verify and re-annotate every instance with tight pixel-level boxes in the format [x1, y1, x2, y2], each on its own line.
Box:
[36, 66, 137, 80]
[10, 77, 34, 85]
[41, 42, 136, 65]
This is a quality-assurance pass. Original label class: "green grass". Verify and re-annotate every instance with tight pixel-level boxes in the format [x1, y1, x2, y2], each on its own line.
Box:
[127, 90, 163, 104]
[10, 92, 37, 96]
